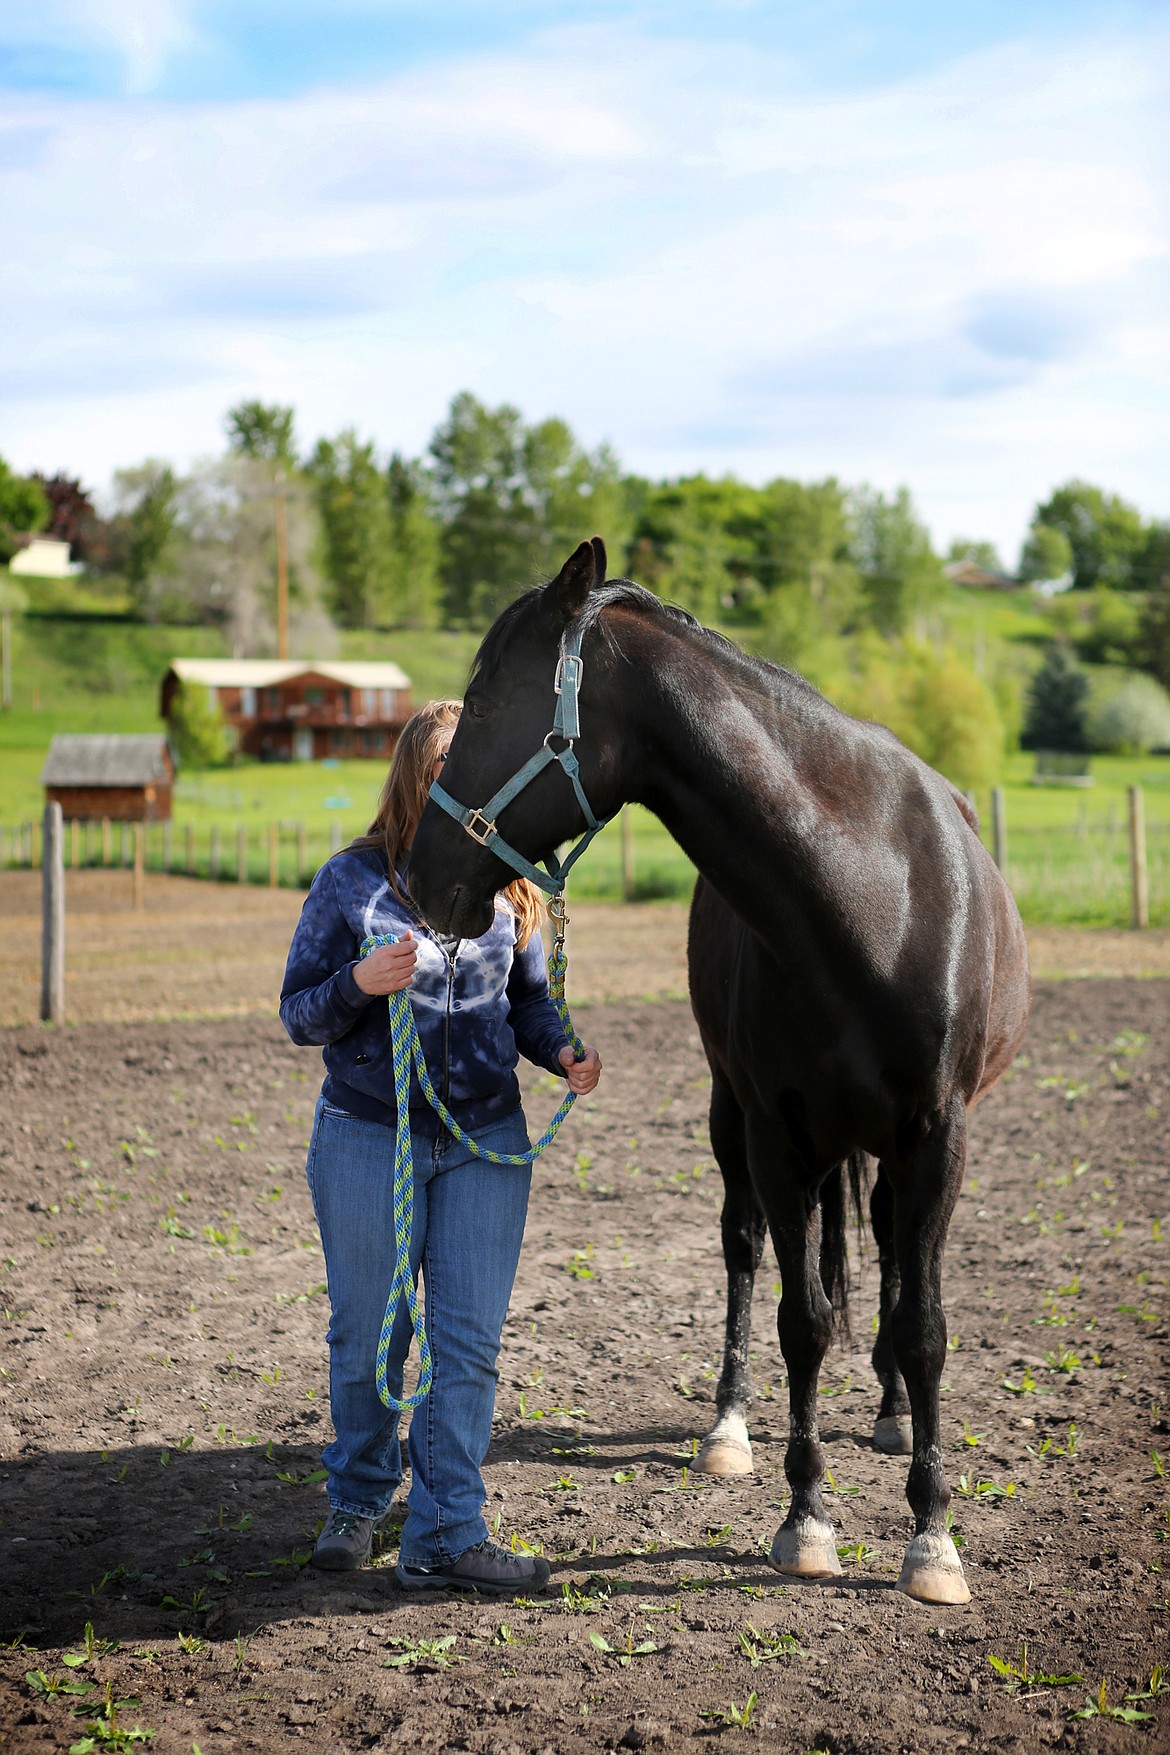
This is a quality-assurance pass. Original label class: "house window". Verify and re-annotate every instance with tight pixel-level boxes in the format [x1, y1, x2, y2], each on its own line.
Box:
[362, 727, 381, 753]
[332, 729, 352, 754]
[305, 687, 324, 706]
[378, 688, 395, 718]
[361, 689, 376, 717]
[266, 688, 280, 712]
[241, 687, 256, 717]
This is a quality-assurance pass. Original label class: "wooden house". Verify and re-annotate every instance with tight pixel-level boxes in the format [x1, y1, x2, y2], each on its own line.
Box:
[160, 659, 413, 761]
[41, 734, 175, 822]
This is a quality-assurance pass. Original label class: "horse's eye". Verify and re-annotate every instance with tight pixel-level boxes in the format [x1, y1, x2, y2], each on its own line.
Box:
[467, 698, 491, 720]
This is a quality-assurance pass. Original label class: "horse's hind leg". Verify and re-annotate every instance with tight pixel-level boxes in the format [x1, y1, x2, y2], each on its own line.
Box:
[870, 1163, 913, 1456]
[756, 1133, 841, 1580]
[889, 1095, 971, 1606]
[695, 1076, 765, 1477]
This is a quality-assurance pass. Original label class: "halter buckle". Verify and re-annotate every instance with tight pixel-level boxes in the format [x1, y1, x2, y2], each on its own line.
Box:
[553, 652, 583, 697]
[463, 807, 497, 846]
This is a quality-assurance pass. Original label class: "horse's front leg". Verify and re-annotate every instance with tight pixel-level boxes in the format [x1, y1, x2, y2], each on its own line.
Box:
[696, 1080, 766, 1476]
[758, 1142, 841, 1580]
[889, 1095, 970, 1605]
[870, 1163, 913, 1455]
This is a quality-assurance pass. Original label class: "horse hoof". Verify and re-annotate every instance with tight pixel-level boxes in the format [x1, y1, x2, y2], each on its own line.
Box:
[873, 1415, 913, 1455]
[694, 1416, 753, 1476]
[694, 1438, 753, 1476]
[769, 1520, 842, 1580]
[896, 1533, 971, 1606]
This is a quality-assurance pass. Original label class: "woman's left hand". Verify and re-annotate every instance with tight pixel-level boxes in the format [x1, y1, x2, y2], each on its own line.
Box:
[559, 1043, 602, 1095]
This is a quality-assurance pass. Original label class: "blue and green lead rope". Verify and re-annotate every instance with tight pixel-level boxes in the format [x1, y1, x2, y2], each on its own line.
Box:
[358, 928, 585, 1411]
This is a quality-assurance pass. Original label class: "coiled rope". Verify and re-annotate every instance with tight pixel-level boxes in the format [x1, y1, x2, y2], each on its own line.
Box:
[359, 905, 584, 1411]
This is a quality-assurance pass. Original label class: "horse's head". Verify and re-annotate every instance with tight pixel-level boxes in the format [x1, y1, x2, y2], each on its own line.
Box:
[409, 538, 622, 936]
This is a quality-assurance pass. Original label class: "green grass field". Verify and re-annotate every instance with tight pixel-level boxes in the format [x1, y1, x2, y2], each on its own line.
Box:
[3, 599, 1168, 924]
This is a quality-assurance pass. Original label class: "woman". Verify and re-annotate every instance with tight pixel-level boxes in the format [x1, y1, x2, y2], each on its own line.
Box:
[279, 700, 601, 1593]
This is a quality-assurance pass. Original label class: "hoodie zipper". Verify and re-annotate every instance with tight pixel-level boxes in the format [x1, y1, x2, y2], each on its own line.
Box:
[442, 941, 459, 1107]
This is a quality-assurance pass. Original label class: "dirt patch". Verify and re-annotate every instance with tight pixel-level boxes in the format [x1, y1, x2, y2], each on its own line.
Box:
[1, 981, 1168, 1753]
[6, 870, 1170, 1032]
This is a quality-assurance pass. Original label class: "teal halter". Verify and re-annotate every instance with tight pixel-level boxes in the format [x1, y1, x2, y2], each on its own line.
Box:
[427, 622, 611, 896]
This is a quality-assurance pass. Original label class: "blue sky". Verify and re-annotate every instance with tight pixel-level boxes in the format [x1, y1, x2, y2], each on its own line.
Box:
[1, 1, 1166, 561]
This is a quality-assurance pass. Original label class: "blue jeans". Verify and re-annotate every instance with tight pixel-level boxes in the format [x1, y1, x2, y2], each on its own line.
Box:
[305, 1097, 532, 1566]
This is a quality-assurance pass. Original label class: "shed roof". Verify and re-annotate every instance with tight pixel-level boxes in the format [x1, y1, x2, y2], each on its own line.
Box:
[41, 734, 173, 788]
[169, 657, 411, 690]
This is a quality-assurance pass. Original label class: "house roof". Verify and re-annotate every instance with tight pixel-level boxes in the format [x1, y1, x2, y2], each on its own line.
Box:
[40, 734, 173, 788]
[168, 658, 411, 690]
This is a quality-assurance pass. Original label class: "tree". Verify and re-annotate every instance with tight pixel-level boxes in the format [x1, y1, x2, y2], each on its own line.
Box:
[159, 456, 331, 655]
[1089, 675, 1170, 755]
[0, 456, 49, 563]
[1029, 481, 1147, 590]
[1138, 574, 1170, 693]
[428, 392, 633, 624]
[848, 486, 945, 635]
[1018, 522, 1073, 584]
[167, 681, 232, 767]
[309, 431, 395, 628]
[30, 473, 104, 564]
[386, 454, 441, 627]
[947, 538, 1004, 573]
[1021, 645, 1089, 753]
[226, 401, 299, 466]
[107, 462, 179, 609]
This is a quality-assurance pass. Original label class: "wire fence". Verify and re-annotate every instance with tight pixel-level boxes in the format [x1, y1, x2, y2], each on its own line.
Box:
[2, 789, 1167, 927]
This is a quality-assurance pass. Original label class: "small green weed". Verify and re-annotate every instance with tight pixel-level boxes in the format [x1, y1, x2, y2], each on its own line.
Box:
[1070, 1677, 1152, 1723]
[737, 1624, 806, 1665]
[382, 1636, 464, 1671]
[701, 1691, 758, 1728]
[987, 1642, 1082, 1694]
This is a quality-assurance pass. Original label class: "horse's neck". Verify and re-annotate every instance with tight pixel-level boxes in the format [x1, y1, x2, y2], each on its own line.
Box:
[619, 619, 836, 934]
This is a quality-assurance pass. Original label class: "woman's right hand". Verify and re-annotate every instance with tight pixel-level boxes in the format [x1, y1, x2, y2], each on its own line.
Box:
[353, 931, 418, 995]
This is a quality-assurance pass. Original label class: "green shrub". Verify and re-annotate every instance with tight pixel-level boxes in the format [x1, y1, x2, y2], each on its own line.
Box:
[168, 681, 232, 769]
[1089, 675, 1170, 754]
[837, 638, 1004, 791]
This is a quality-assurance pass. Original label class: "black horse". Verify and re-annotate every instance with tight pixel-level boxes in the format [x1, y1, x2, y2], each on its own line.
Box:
[409, 540, 1030, 1606]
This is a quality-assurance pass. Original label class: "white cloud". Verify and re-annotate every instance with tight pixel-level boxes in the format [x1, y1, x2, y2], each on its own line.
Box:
[0, 18, 1166, 559]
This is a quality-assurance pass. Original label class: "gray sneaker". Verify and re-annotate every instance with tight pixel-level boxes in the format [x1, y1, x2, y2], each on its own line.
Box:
[396, 1538, 551, 1596]
[310, 1508, 377, 1572]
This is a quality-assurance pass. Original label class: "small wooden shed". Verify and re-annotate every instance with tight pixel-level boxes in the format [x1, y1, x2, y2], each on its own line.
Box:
[40, 734, 175, 822]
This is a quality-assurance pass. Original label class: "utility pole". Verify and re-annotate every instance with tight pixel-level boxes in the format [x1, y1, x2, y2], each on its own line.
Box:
[274, 467, 289, 660]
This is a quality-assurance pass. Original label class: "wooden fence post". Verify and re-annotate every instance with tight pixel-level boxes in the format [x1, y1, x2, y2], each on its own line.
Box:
[41, 802, 65, 1024]
[991, 786, 1007, 873]
[120, 821, 130, 867]
[210, 824, 220, 881]
[162, 820, 172, 871]
[1128, 785, 1148, 929]
[133, 822, 145, 911]
[102, 817, 111, 866]
[185, 822, 195, 877]
[237, 824, 247, 884]
[268, 822, 279, 887]
[621, 805, 635, 902]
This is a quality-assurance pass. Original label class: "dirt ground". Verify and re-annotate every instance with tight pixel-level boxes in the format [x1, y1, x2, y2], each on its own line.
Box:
[1, 956, 1168, 1754]
[5, 870, 1170, 1028]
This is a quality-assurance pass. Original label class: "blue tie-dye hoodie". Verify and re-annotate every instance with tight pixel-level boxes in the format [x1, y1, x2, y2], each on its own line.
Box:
[279, 844, 569, 1135]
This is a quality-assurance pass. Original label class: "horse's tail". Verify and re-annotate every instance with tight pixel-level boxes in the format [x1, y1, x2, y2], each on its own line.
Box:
[819, 1151, 872, 1341]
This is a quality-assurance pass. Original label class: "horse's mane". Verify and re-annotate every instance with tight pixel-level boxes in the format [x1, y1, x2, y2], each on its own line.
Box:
[470, 576, 817, 702]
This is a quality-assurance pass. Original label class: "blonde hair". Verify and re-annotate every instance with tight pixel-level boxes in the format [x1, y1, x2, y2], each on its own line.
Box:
[350, 698, 545, 951]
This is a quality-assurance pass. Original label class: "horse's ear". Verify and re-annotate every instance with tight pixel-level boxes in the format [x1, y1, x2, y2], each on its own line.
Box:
[549, 539, 601, 622]
[590, 535, 607, 583]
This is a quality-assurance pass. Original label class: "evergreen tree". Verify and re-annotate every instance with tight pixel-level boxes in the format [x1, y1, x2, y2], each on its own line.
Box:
[1021, 644, 1089, 752]
[226, 401, 299, 466]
